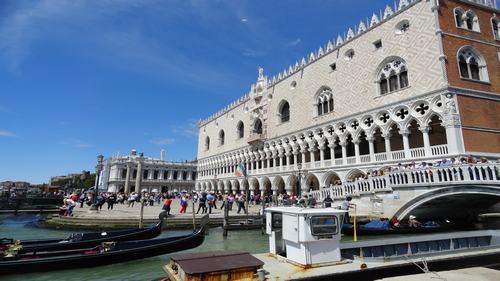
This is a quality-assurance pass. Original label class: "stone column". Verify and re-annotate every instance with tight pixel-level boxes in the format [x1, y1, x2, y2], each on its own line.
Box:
[301, 151, 306, 165]
[329, 144, 336, 165]
[124, 161, 132, 194]
[319, 146, 325, 163]
[421, 126, 431, 157]
[135, 158, 143, 193]
[383, 132, 392, 160]
[367, 136, 375, 163]
[309, 148, 315, 163]
[354, 138, 361, 163]
[401, 130, 411, 159]
[340, 140, 347, 165]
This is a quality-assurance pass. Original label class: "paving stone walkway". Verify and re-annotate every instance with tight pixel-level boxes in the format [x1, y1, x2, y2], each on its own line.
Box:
[71, 199, 265, 220]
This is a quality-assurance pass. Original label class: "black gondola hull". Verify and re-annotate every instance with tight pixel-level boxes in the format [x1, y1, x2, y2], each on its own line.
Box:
[3, 221, 162, 253]
[0, 216, 208, 275]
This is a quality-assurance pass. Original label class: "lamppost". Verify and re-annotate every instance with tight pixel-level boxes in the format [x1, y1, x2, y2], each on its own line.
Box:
[80, 173, 87, 191]
[296, 163, 307, 199]
[90, 155, 104, 211]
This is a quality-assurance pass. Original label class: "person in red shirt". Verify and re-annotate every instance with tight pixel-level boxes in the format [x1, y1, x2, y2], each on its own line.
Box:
[179, 195, 188, 214]
[162, 196, 173, 215]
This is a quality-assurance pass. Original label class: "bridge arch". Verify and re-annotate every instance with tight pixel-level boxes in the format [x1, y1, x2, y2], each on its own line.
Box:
[394, 185, 500, 220]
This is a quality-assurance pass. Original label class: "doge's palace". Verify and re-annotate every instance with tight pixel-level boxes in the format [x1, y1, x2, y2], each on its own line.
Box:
[195, 0, 500, 201]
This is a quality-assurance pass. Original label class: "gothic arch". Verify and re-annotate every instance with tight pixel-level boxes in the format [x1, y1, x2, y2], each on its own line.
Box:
[278, 100, 290, 123]
[273, 176, 286, 194]
[205, 136, 210, 151]
[322, 171, 342, 187]
[457, 46, 489, 82]
[375, 56, 409, 95]
[345, 169, 366, 182]
[261, 176, 272, 195]
[304, 173, 321, 191]
[237, 121, 244, 139]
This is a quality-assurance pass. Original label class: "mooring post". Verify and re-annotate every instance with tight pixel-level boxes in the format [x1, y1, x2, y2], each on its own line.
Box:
[192, 198, 196, 231]
[261, 202, 265, 235]
[139, 199, 145, 228]
[223, 198, 229, 237]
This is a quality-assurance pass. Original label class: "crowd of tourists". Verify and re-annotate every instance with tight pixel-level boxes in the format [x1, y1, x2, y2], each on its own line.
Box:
[347, 155, 498, 183]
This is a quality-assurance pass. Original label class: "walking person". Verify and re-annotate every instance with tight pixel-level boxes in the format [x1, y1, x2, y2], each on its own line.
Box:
[207, 192, 215, 214]
[106, 193, 116, 210]
[179, 196, 188, 214]
[128, 193, 136, 207]
[228, 194, 234, 211]
[162, 196, 173, 216]
[237, 193, 246, 214]
[196, 193, 207, 214]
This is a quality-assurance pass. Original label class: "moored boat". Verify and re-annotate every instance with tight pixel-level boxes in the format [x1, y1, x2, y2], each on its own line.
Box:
[0, 215, 208, 275]
[341, 220, 467, 236]
[0, 220, 163, 254]
[256, 207, 500, 280]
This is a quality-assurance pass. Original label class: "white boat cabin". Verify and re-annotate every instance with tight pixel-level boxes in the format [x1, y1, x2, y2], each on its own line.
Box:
[265, 207, 346, 266]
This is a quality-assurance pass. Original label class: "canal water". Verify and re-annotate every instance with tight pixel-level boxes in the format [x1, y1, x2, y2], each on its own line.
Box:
[0, 214, 268, 281]
[3, 214, 497, 280]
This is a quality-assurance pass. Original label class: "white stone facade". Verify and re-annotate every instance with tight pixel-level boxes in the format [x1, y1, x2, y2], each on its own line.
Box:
[195, 0, 469, 196]
[101, 150, 197, 193]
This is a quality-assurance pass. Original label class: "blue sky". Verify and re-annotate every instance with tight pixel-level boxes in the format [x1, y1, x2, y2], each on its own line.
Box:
[0, 0, 395, 183]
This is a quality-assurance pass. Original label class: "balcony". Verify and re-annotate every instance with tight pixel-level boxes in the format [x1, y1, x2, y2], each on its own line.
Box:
[248, 131, 266, 145]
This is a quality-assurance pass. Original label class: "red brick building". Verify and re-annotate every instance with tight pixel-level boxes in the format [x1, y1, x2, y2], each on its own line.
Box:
[438, 0, 500, 154]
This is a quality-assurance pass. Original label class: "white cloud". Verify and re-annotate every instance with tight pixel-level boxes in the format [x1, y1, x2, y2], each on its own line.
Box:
[286, 38, 301, 47]
[150, 137, 175, 145]
[0, 130, 16, 137]
[173, 119, 199, 138]
[242, 48, 265, 57]
[241, 18, 248, 22]
[60, 138, 92, 148]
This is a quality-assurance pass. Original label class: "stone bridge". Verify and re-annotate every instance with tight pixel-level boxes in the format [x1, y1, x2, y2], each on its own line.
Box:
[309, 163, 500, 220]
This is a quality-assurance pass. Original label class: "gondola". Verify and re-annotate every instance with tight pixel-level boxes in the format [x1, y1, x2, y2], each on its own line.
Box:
[0, 215, 209, 275]
[341, 222, 466, 236]
[0, 220, 162, 254]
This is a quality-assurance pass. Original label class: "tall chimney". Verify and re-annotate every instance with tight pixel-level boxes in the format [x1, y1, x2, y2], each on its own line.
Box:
[160, 149, 165, 161]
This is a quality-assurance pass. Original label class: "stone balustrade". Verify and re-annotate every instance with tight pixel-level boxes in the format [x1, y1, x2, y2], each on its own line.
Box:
[309, 163, 500, 201]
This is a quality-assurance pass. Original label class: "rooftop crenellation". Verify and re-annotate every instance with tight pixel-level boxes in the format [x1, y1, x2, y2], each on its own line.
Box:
[198, 0, 498, 127]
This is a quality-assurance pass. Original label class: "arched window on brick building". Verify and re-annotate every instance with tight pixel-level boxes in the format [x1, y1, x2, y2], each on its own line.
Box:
[492, 17, 500, 40]
[454, 8, 480, 32]
[458, 47, 489, 82]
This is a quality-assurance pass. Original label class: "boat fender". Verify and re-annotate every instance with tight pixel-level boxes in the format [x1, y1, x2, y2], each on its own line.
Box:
[360, 263, 367, 269]
[101, 232, 108, 236]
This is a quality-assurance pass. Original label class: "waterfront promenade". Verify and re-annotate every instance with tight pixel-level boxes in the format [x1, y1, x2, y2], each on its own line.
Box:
[46, 197, 365, 229]
[71, 199, 267, 219]
[47, 199, 328, 229]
